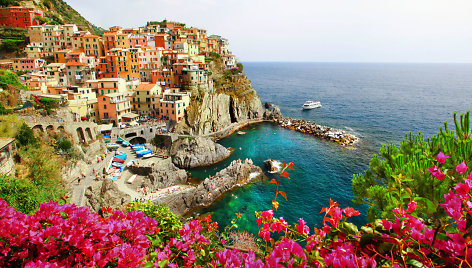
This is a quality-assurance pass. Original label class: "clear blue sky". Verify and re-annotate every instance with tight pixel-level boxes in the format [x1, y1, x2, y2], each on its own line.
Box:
[65, 0, 472, 63]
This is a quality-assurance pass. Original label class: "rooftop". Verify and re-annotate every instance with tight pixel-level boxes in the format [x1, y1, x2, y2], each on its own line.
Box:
[135, 83, 157, 91]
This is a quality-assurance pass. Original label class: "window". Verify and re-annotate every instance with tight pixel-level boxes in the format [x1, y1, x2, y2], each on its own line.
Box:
[103, 97, 105, 101]
[104, 105, 107, 109]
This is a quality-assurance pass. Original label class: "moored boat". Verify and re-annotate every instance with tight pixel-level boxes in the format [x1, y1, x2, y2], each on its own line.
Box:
[302, 100, 322, 109]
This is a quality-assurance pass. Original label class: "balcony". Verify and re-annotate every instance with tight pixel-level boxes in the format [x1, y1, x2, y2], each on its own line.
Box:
[110, 97, 129, 104]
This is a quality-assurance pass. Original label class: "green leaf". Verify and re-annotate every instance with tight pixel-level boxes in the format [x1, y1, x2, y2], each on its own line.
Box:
[338, 222, 359, 235]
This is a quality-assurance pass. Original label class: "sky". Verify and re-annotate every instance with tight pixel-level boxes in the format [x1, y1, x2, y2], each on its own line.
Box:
[65, 0, 472, 63]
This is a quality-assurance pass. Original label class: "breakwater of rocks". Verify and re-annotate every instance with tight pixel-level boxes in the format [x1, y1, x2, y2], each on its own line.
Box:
[274, 117, 358, 146]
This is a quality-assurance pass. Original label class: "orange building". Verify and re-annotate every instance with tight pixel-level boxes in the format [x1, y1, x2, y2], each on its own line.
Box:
[97, 48, 139, 80]
[103, 30, 130, 52]
[97, 93, 133, 125]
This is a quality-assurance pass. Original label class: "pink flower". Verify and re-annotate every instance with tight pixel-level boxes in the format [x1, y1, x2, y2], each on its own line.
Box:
[456, 162, 469, 175]
[261, 210, 274, 219]
[427, 166, 447, 180]
[296, 218, 310, 235]
[406, 201, 417, 213]
[436, 152, 450, 164]
[342, 207, 360, 218]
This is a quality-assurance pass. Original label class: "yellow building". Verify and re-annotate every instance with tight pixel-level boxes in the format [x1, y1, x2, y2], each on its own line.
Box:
[82, 34, 104, 58]
[132, 83, 162, 117]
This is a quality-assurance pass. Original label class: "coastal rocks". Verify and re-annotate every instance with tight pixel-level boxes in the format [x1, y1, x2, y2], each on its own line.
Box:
[263, 103, 282, 120]
[85, 179, 131, 212]
[170, 137, 230, 168]
[274, 117, 358, 146]
[156, 159, 264, 216]
[128, 158, 187, 190]
[264, 159, 282, 173]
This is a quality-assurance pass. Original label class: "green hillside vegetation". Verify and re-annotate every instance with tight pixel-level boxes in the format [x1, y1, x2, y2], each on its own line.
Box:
[0, 28, 28, 57]
[0, 115, 79, 214]
[35, 0, 103, 35]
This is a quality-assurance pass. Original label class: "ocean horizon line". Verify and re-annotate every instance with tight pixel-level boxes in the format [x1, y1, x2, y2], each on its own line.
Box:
[239, 61, 472, 65]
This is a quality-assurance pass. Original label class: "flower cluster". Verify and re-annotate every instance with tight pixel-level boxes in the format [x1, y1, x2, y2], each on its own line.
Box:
[2, 153, 472, 267]
[0, 201, 158, 267]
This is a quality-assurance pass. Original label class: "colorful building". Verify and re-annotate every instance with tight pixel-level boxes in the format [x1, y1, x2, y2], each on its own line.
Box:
[159, 88, 190, 121]
[97, 92, 133, 125]
[132, 83, 161, 117]
[12, 58, 44, 72]
[0, 6, 44, 28]
[83, 34, 104, 58]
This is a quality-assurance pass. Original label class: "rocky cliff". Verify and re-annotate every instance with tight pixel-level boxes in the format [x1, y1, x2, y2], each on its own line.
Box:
[156, 159, 263, 216]
[176, 58, 264, 136]
[170, 137, 230, 168]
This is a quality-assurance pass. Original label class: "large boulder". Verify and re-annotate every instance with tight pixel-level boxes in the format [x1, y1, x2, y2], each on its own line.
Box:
[263, 104, 282, 120]
[85, 179, 131, 212]
[156, 159, 264, 216]
[170, 137, 230, 168]
[128, 158, 187, 191]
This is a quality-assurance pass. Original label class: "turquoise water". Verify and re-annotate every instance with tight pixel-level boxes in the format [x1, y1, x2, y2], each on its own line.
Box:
[193, 63, 472, 235]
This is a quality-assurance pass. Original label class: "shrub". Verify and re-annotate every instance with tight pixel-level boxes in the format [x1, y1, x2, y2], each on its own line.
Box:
[15, 123, 36, 147]
[353, 111, 472, 221]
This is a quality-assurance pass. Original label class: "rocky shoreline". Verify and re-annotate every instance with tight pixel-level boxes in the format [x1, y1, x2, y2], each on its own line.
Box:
[155, 159, 264, 216]
[274, 117, 359, 146]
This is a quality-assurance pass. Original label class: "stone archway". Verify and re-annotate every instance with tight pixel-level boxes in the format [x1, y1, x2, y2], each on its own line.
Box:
[85, 127, 93, 140]
[124, 132, 137, 139]
[32, 124, 44, 133]
[76, 127, 86, 143]
[129, 136, 146, 145]
[57, 126, 65, 133]
[46, 125, 55, 135]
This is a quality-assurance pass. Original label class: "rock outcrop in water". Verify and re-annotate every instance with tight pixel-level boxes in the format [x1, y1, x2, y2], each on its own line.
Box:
[155, 159, 263, 215]
[264, 159, 282, 173]
[263, 103, 283, 120]
[170, 137, 230, 168]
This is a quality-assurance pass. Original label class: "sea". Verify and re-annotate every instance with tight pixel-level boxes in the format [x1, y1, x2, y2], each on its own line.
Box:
[190, 62, 472, 235]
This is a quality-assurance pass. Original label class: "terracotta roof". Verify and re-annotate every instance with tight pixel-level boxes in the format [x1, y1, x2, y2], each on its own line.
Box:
[83, 34, 100, 38]
[135, 83, 157, 91]
[65, 62, 87, 66]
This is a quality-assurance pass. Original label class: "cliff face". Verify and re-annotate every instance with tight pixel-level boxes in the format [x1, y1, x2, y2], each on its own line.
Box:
[176, 58, 264, 136]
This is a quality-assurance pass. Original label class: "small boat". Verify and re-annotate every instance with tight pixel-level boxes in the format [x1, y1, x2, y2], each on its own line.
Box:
[106, 143, 119, 149]
[237, 131, 246, 135]
[126, 160, 135, 167]
[122, 141, 130, 147]
[116, 151, 127, 156]
[116, 138, 123, 144]
[302, 101, 322, 110]
[127, 174, 137, 184]
[142, 153, 155, 159]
